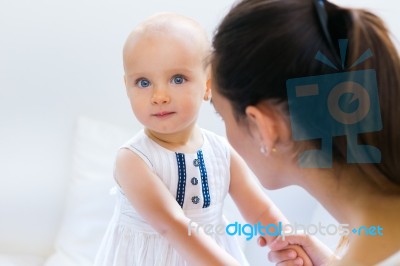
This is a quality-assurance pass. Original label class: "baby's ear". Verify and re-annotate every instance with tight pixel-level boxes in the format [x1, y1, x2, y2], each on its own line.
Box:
[123, 75, 128, 87]
[204, 78, 212, 101]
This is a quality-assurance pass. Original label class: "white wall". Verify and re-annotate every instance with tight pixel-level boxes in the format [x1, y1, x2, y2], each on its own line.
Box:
[0, 0, 398, 265]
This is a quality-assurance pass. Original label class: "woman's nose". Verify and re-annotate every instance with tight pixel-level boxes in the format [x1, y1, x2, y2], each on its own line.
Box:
[151, 88, 170, 104]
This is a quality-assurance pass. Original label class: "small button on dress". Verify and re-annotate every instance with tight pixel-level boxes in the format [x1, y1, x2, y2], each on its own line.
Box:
[191, 196, 200, 204]
[191, 177, 198, 185]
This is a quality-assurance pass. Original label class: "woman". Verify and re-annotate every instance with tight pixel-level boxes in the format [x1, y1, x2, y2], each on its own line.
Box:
[211, 0, 400, 265]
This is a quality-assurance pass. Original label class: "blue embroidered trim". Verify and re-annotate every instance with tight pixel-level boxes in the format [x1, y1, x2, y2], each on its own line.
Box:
[175, 153, 186, 208]
[197, 150, 210, 208]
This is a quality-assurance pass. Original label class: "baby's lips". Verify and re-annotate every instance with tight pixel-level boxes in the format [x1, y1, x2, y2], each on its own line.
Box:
[152, 111, 175, 117]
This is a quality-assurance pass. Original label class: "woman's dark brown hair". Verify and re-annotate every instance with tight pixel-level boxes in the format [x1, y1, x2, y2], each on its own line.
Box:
[212, 0, 400, 185]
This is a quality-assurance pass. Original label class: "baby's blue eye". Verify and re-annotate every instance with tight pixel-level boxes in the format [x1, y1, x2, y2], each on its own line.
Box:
[137, 79, 151, 88]
[171, 75, 186, 85]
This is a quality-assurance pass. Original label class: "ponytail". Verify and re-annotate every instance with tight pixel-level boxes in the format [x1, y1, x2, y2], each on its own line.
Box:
[346, 8, 400, 185]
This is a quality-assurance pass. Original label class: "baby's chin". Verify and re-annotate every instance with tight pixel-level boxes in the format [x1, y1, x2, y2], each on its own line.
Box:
[145, 125, 184, 136]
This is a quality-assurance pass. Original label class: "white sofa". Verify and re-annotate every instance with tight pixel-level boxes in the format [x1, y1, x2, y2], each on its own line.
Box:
[0, 115, 133, 266]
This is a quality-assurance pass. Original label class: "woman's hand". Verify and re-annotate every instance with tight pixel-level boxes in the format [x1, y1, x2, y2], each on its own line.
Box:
[259, 234, 336, 266]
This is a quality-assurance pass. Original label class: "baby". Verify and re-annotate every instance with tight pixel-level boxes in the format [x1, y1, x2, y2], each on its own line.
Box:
[94, 13, 309, 266]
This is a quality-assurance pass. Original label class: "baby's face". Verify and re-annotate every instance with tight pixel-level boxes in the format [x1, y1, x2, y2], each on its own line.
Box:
[124, 30, 209, 135]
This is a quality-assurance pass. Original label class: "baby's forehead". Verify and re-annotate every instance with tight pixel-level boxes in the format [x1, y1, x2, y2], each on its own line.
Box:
[126, 14, 210, 53]
[138, 13, 207, 37]
[123, 13, 210, 70]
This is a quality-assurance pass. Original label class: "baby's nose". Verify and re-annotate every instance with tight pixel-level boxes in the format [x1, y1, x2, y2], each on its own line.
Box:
[151, 88, 170, 104]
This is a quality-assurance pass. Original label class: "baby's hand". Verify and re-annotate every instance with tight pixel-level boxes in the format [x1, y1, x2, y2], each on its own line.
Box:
[258, 236, 313, 266]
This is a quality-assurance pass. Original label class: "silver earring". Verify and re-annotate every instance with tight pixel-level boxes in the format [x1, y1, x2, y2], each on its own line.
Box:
[260, 144, 268, 155]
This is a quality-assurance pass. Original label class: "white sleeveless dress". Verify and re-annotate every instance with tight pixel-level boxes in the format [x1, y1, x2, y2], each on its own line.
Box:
[94, 129, 249, 266]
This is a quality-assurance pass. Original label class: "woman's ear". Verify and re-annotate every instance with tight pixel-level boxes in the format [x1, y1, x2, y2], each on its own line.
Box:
[245, 105, 279, 150]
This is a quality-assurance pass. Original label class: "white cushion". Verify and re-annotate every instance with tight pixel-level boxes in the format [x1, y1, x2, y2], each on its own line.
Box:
[44, 116, 136, 266]
[0, 254, 44, 266]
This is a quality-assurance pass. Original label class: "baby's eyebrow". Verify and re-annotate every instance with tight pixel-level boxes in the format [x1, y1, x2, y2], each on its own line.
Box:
[126, 73, 145, 79]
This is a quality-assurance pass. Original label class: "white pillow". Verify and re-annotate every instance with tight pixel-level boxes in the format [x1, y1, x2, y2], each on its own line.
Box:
[0, 254, 44, 266]
[44, 116, 136, 266]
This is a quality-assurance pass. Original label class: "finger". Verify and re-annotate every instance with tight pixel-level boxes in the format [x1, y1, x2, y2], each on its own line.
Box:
[276, 257, 304, 266]
[268, 249, 298, 263]
[286, 245, 313, 266]
[278, 234, 309, 247]
[268, 236, 289, 251]
[258, 236, 267, 247]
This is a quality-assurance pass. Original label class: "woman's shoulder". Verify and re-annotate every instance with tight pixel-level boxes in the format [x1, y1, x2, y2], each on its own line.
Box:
[338, 223, 400, 266]
[375, 251, 400, 266]
[333, 251, 400, 266]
